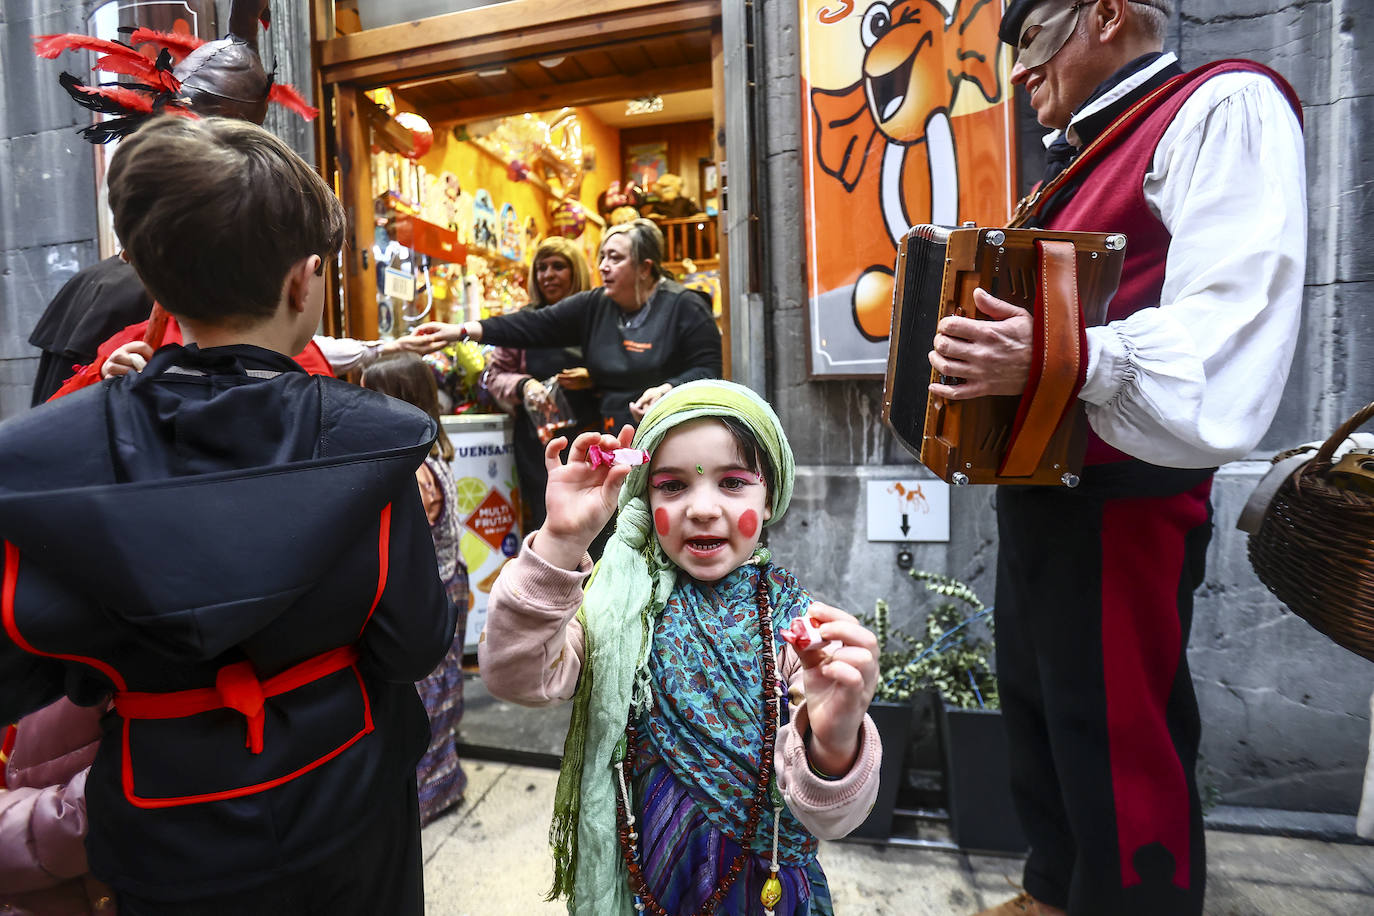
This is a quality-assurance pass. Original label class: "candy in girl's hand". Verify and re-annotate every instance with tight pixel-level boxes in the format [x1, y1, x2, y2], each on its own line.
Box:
[779, 615, 842, 656]
[587, 445, 651, 469]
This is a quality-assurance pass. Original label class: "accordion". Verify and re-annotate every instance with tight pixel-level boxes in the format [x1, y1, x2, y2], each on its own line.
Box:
[882, 224, 1126, 487]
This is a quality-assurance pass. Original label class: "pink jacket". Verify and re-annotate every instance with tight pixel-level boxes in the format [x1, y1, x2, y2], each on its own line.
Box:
[479, 534, 882, 839]
[1, 700, 115, 915]
[482, 347, 530, 412]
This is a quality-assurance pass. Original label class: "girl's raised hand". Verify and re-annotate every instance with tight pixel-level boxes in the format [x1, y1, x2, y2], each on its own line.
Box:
[787, 601, 879, 777]
[533, 425, 636, 569]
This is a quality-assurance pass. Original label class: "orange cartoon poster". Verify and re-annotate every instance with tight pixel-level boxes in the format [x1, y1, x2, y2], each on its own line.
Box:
[801, 0, 1018, 377]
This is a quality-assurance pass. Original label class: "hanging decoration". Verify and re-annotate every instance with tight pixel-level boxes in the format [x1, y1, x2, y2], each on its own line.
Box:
[499, 202, 523, 261]
[549, 200, 588, 239]
[394, 111, 433, 160]
[456, 108, 604, 231]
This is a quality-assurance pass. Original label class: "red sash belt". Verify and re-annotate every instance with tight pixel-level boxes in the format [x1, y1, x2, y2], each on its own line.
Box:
[114, 645, 360, 755]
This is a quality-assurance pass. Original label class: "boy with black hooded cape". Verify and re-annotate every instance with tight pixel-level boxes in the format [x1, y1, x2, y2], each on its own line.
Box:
[0, 116, 454, 914]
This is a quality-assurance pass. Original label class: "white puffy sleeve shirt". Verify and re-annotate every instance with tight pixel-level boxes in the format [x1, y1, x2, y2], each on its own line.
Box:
[1075, 71, 1308, 468]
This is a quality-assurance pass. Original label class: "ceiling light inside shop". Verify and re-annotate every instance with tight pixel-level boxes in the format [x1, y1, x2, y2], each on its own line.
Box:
[626, 95, 664, 116]
[477, 68, 507, 78]
[538, 58, 565, 68]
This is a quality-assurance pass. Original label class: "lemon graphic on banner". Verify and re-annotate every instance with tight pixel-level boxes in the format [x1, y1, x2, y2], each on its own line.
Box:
[454, 476, 489, 515]
[460, 530, 490, 581]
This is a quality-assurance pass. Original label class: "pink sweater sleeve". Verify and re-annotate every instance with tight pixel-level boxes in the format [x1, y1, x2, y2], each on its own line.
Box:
[478, 532, 589, 706]
[773, 647, 883, 840]
[482, 346, 531, 412]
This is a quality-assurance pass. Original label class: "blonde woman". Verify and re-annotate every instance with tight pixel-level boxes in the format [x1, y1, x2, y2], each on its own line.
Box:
[480, 237, 597, 530]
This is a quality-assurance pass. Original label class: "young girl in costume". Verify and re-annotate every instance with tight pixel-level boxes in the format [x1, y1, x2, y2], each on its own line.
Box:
[480, 379, 881, 915]
[362, 353, 469, 825]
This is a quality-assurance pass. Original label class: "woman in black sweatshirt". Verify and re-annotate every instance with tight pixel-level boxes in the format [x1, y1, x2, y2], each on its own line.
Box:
[415, 219, 722, 432]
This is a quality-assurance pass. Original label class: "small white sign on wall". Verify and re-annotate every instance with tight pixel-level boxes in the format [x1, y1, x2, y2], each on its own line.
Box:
[866, 478, 950, 542]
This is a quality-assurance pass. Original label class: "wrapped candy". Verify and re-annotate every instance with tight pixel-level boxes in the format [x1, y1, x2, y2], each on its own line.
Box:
[779, 614, 843, 656]
[587, 445, 651, 469]
[524, 375, 577, 445]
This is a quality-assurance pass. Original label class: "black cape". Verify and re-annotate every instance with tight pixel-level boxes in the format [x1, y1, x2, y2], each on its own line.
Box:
[0, 344, 455, 900]
[27, 257, 154, 405]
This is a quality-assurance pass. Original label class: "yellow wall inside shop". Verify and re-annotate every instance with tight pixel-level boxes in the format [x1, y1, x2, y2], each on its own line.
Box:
[410, 105, 622, 273]
[420, 128, 550, 257]
[574, 104, 620, 269]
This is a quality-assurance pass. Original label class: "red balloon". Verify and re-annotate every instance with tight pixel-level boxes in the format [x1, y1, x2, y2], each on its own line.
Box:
[394, 111, 433, 160]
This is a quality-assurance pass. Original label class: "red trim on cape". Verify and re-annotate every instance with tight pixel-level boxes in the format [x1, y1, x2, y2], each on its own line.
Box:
[2, 542, 129, 691]
[360, 503, 392, 633]
[3, 506, 392, 808]
[115, 664, 375, 809]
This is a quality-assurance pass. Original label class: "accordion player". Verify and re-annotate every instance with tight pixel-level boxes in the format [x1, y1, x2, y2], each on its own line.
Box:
[882, 224, 1126, 487]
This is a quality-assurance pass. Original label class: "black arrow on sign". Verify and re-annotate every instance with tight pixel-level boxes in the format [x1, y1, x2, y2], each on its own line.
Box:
[900, 513, 910, 536]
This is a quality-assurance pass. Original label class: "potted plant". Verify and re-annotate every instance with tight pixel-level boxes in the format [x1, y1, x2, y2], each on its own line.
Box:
[853, 571, 1026, 853]
[846, 596, 918, 840]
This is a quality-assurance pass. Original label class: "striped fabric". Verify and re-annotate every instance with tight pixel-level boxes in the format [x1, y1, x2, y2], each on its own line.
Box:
[416, 625, 468, 827]
[632, 761, 833, 916]
[417, 456, 471, 826]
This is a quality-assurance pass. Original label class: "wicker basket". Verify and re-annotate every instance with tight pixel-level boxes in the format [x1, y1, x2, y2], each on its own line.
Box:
[1246, 402, 1374, 663]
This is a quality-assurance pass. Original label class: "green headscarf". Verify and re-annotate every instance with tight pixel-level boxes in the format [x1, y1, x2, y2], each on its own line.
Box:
[548, 379, 795, 914]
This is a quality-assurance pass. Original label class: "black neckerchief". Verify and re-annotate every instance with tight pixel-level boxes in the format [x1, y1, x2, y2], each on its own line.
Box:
[1033, 52, 1185, 222]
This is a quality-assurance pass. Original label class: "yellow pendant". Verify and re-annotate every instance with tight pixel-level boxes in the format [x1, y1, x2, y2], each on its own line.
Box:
[760, 875, 783, 908]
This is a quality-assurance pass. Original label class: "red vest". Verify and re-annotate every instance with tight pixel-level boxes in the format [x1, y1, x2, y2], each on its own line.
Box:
[1031, 60, 1301, 462]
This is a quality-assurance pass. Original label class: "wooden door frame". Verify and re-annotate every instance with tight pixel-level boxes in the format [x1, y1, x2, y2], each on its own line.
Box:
[310, 0, 732, 349]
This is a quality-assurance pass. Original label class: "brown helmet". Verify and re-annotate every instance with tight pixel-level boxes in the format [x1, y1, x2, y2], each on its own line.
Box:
[35, 0, 314, 143]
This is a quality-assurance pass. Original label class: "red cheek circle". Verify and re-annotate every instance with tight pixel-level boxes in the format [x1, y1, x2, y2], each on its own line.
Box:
[738, 509, 759, 539]
[653, 507, 671, 537]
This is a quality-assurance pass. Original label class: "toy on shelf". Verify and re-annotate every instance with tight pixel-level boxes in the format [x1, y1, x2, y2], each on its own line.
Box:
[641, 173, 703, 221]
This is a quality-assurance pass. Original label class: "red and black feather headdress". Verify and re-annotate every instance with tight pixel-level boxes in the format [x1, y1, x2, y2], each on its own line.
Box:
[34, 1, 316, 144]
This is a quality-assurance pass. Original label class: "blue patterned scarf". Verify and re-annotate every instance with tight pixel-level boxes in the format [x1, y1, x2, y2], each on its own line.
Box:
[640, 561, 817, 863]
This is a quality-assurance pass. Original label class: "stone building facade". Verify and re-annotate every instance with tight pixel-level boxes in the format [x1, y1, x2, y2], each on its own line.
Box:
[757, 0, 1373, 819]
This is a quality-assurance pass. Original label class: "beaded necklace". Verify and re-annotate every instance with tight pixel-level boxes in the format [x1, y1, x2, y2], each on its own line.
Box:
[613, 565, 788, 916]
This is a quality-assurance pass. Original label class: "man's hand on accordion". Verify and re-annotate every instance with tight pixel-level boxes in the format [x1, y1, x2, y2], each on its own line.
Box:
[928, 288, 1033, 400]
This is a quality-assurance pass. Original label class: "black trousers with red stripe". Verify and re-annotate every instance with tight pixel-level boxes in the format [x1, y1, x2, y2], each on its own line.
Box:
[995, 461, 1214, 916]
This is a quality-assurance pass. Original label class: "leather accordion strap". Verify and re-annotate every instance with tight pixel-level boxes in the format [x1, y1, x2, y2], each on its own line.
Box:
[998, 239, 1084, 477]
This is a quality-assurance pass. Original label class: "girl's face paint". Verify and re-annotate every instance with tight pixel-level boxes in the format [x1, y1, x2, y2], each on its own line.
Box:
[738, 508, 759, 539]
[645, 419, 771, 583]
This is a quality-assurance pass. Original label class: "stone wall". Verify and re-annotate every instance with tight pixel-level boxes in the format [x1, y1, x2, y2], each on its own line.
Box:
[759, 0, 1374, 814]
[1, 1, 100, 416]
[0, 0, 314, 415]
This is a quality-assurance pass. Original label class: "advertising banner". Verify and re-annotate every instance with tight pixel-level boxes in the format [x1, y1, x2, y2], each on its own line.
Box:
[442, 415, 521, 650]
[800, 0, 1019, 377]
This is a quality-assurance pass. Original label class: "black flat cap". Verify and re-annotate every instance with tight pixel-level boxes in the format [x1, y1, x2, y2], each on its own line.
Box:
[999, 0, 1055, 45]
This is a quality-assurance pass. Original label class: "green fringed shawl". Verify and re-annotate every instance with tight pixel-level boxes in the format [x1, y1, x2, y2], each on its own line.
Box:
[546, 379, 795, 915]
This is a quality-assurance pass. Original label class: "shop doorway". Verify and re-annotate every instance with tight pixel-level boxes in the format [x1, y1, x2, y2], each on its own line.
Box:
[313, 0, 728, 766]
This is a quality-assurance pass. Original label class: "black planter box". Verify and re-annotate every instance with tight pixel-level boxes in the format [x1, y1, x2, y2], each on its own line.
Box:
[940, 703, 1028, 854]
[849, 699, 914, 840]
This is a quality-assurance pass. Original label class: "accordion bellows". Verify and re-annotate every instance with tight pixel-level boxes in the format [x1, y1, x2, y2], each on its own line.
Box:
[883, 225, 1126, 487]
